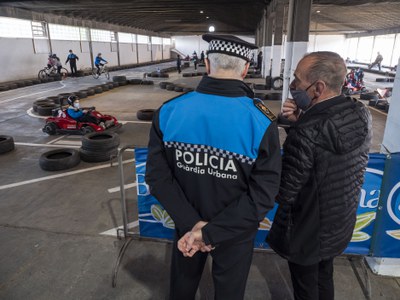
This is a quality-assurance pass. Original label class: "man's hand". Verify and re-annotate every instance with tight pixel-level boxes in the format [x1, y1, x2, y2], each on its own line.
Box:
[281, 99, 300, 122]
[177, 221, 213, 257]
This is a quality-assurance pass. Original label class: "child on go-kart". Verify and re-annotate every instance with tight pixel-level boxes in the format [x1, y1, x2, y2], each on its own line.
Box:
[67, 96, 104, 126]
[343, 68, 366, 94]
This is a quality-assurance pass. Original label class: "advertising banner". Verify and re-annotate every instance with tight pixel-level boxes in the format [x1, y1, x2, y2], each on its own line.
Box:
[135, 149, 387, 255]
[370, 153, 400, 257]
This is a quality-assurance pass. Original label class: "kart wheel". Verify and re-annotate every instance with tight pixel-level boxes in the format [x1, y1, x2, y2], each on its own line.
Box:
[81, 126, 95, 135]
[43, 122, 57, 135]
[39, 148, 80, 171]
[272, 77, 284, 90]
[0, 135, 15, 154]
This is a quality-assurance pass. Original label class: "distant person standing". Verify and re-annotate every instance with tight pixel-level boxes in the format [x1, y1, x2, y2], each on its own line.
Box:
[192, 51, 199, 70]
[369, 52, 383, 71]
[200, 50, 205, 63]
[177, 55, 182, 74]
[257, 50, 263, 71]
[65, 50, 79, 77]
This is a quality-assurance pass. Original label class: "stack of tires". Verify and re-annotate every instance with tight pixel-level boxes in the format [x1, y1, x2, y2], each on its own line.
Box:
[80, 132, 120, 163]
[33, 98, 61, 116]
[112, 76, 128, 86]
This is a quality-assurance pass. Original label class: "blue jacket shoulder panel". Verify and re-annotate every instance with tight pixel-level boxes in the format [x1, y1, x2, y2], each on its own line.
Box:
[159, 91, 272, 159]
[67, 108, 83, 119]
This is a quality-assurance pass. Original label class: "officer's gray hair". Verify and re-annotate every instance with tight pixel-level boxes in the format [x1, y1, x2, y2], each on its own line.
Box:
[303, 51, 347, 93]
[207, 53, 247, 75]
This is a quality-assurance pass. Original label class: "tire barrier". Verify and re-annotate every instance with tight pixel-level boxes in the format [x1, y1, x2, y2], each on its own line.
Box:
[0, 85, 10, 91]
[0, 135, 15, 154]
[182, 87, 194, 93]
[254, 84, 268, 90]
[39, 148, 80, 171]
[265, 92, 282, 101]
[159, 82, 169, 89]
[129, 79, 143, 85]
[174, 86, 184, 92]
[76, 91, 88, 99]
[376, 78, 394, 83]
[80, 132, 120, 163]
[360, 92, 379, 101]
[141, 80, 154, 85]
[166, 84, 175, 91]
[112, 75, 127, 83]
[182, 73, 192, 77]
[94, 87, 103, 94]
[137, 109, 155, 121]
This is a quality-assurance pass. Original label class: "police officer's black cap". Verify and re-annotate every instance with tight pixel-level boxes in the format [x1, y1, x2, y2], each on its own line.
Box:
[202, 34, 257, 62]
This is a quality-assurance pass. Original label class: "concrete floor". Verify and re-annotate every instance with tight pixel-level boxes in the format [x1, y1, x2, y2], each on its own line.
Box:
[0, 62, 399, 299]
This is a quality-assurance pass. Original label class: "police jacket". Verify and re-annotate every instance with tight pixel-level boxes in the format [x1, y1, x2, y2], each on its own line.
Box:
[267, 95, 371, 265]
[145, 76, 281, 247]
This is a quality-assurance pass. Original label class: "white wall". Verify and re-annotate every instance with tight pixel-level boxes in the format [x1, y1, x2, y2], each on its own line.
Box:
[119, 43, 138, 65]
[0, 37, 48, 82]
[308, 34, 346, 58]
[152, 44, 163, 61]
[137, 44, 151, 63]
[163, 45, 171, 59]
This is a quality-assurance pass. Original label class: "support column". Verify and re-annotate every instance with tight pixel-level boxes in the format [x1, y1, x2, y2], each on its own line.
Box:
[282, 0, 312, 102]
[382, 57, 400, 152]
[271, 2, 285, 77]
[262, 7, 273, 77]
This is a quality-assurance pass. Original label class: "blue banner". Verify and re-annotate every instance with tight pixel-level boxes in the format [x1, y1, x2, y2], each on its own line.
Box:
[135, 149, 389, 256]
[370, 153, 400, 257]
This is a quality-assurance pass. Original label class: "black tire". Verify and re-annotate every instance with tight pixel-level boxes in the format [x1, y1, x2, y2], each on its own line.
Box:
[118, 81, 128, 86]
[159, 82, 169, 89]
[182, 87, 194, 93]
[43, 122, 58, 135]
[137, 109, 155, 121]
[33, 99, 54, 112]
[360, 92, 379, 100]
[182, 73, 192, 77]
[37, 104, 59, 116]
[166, 84, 175, 91]
[75, 70, 84, 77]
[254, 93, 267, 100]
[58, 93, 75, 103]
[129, 79, 143, 85]
[81, 132, 120, 152]
[39, 148, 80, 171]
[272, 76, 283, 90]
[80, 148, 118, 163]
[0, 85, 10, 91]
[81, 126, 95, 135]
[24, 80, 33, 86]
[142, 80, 154, 85]
[265, 92, 282, 101]
[76, 91, 88, 99]
[254, 84, 267, 90]
[159, 73, 169, 78]
[174, 86, 184, 92]
[376, 78, 387, 82]
[94, 87, 103, 94]
[86, 89, 95, 96]
[112, 75, 127, 83]
[16, 81, 26, 88]
[101, 84, 110, 91]
[112, 82, 119, 87]
[368, 100, 377, 106]
[32, 79, 41, 85]
[107, 83, 114, 89]
[8, 83, 18, 89]
[0, 135, 15, 154]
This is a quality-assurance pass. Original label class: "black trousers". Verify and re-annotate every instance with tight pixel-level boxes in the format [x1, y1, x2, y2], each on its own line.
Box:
[288, 258, 334, 300]
[169, 237, 254, 300]
[69, 61, 77, 75]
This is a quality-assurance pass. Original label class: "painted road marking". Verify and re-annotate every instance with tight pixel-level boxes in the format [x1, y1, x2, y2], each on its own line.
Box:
[0, 158, 135, 191]
[46, 135, 67, 144]
[14, 142, 80, 149]
[0, 82, 66, 104]
[54, 140, 82, 146]
[107, 182, 137, 193]
[100, 220, 139, 236]
[27, 108, 48, 119]
[120, 120, 152, 124]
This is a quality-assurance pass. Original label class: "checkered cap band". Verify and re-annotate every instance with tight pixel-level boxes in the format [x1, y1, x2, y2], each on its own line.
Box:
[208, 40, 252, 61]
[164, 141, 255, 165]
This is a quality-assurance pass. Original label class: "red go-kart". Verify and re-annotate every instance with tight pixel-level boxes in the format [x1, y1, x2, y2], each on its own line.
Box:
[42, 107, 122, 135]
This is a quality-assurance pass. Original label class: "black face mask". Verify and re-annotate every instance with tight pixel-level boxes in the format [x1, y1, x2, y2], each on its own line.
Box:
[289, 80, 317, 110]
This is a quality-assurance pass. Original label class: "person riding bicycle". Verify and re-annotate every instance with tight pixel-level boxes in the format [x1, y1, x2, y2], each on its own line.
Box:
[66, 96, 100, 125]
[50, 54, 62, 74]
[94, 53, 108, 75]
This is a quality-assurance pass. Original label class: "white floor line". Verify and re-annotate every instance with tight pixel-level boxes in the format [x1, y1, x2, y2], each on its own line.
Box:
[46, 135, 66, 144]
[120, 120, 152, 124]
[0, 158, 135, 191]
[26, 108, 48, 119]
[14, 142, 81, 149]
[0, 82, 66, 104]
[99, 220, 139, 236]
[54, 140, 82, 146]
[107, 182, 137, 193]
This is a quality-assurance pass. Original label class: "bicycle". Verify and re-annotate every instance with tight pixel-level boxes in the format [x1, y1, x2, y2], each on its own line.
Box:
[38, 66, 68, 80]
[92, 63, 110, 80]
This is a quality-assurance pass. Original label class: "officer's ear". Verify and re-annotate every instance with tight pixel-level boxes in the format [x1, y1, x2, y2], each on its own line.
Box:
[241, 62, 250, 79]
[205, 58, 211, 74]
[314, 80, 326, 98]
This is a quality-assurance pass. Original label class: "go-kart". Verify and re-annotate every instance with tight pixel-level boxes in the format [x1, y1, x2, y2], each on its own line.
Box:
[42, 106, 122, 135]
[342, 81, 367, 95]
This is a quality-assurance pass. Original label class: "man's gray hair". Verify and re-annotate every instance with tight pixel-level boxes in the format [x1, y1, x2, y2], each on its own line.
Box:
[303, 51, 347, 93]
[207, 53, 247, 75]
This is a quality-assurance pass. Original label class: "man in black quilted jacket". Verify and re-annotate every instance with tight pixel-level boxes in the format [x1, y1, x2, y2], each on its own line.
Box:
[267, 51, 372, 300]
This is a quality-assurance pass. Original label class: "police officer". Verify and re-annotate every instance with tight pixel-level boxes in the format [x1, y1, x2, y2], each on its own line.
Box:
[145, 34, 281, 300]
[65, 50, 79, 76]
